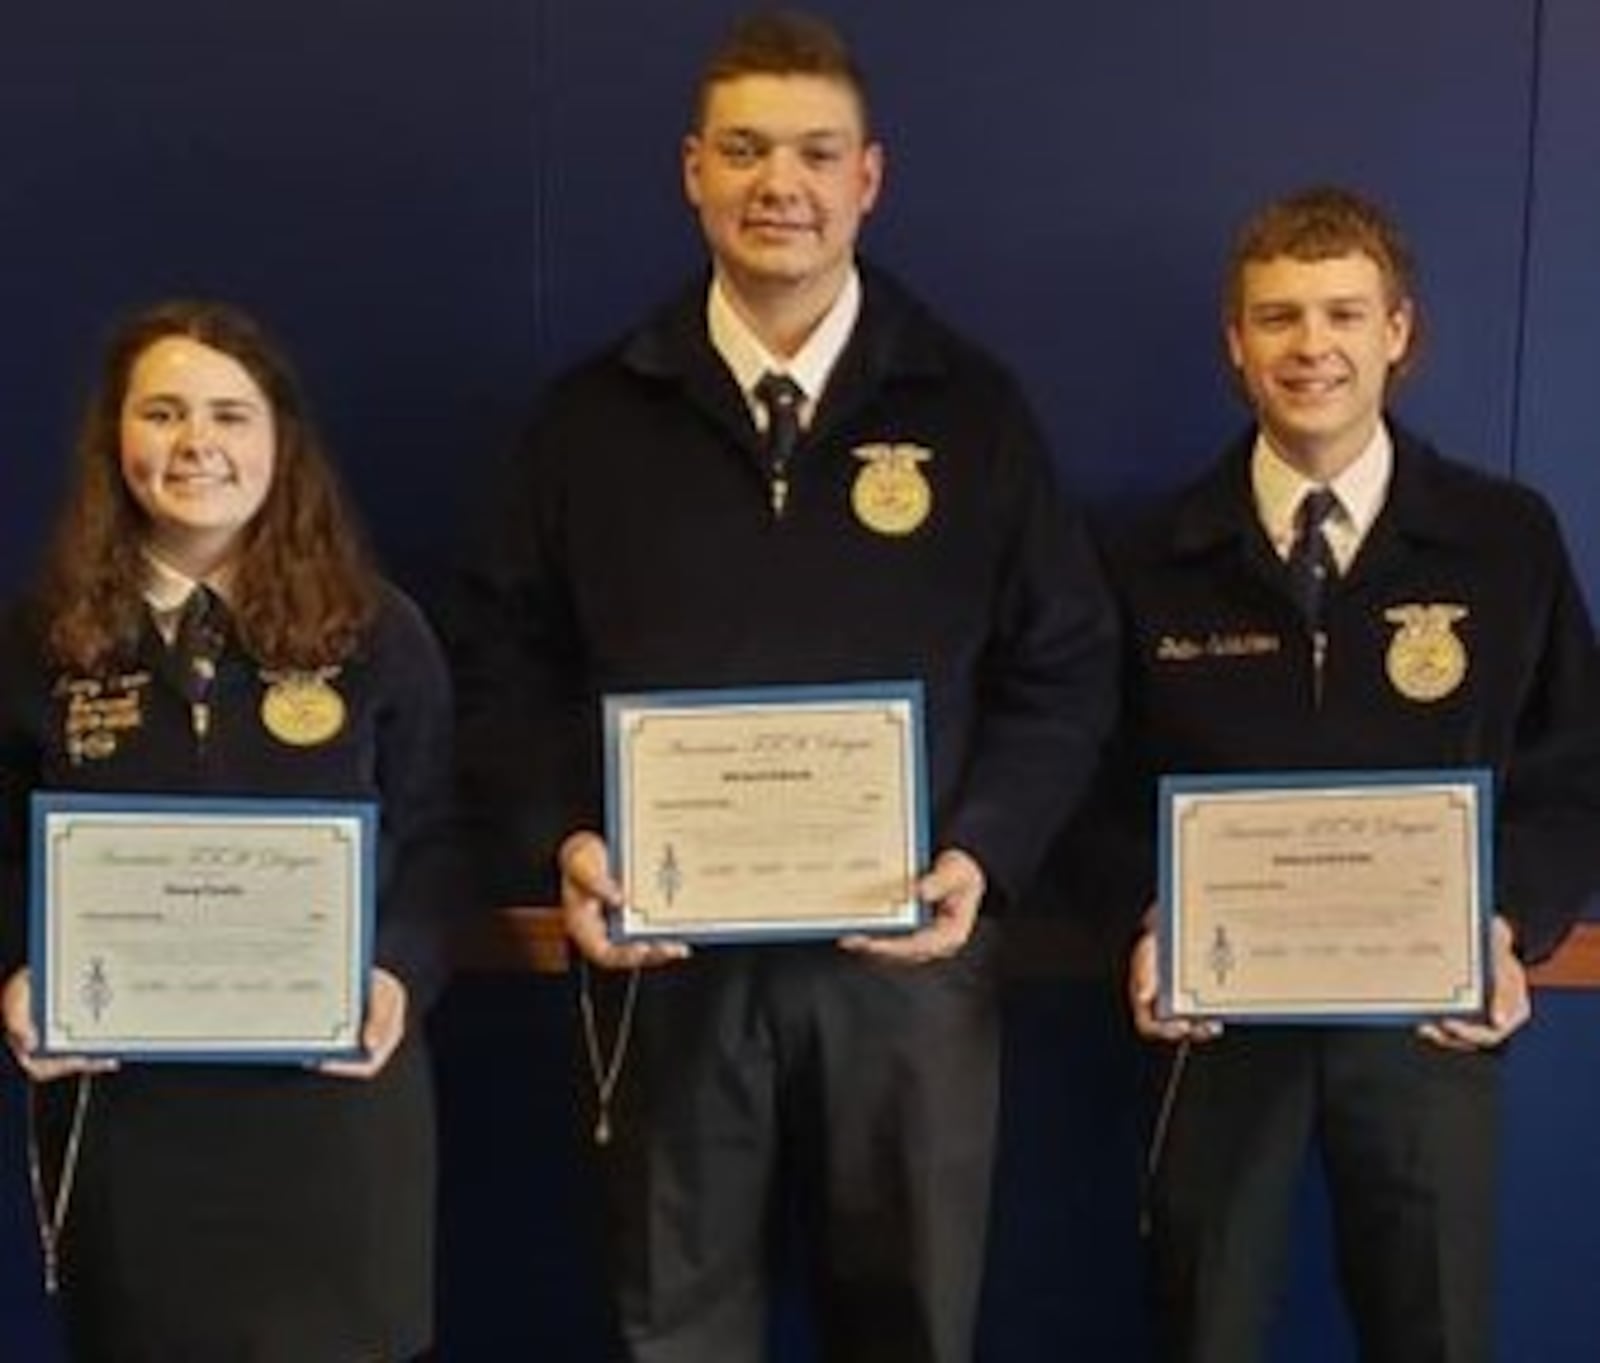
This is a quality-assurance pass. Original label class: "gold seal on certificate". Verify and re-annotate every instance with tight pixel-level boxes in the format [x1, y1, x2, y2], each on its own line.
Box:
[31, 794, 374, 1061]
[1159, 771, 1491, 1022]
[604, 683, 928, 941]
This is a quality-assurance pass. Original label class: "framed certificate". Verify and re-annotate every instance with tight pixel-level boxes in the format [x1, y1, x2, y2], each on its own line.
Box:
[31, 793, 375, 1062]
[604, 682, 929, 942]
[1159, 770, 1492, 1023]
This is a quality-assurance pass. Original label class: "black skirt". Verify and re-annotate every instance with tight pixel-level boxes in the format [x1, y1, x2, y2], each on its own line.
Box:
[47, 1036, 434, 1363]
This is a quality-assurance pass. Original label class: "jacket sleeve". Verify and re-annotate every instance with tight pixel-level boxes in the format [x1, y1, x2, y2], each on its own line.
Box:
[1022, 521, 1167, 954]
[937, 382, 1121, 903]
[0, 607, 43, 980]
[371, 589, 463, 1016]
[447, 415, 597, 911]
[0, 755, 31, 981]
[1495, 514, 1600, 962]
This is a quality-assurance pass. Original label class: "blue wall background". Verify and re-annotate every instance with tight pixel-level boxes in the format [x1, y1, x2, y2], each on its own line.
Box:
[3, 1, 1597, 1358]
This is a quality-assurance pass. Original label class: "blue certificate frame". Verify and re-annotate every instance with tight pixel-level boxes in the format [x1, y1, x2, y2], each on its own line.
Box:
[31, 792, 376, 1063]
[603, 681, 930, 943]
[1158, 769, 1494, 1025]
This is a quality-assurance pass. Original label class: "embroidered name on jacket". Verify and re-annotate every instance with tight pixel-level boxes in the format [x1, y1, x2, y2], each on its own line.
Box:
[1156, 632, 1282, 663]
[58, 672, 152, 764]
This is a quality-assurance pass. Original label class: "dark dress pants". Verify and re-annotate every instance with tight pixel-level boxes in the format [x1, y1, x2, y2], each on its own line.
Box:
[594, 927, 1001, 1363]
[1148, 1027, 1500, 1363]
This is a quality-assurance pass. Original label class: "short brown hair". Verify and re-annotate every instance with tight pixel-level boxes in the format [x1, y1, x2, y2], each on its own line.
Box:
[692, 10, 871, 134]
[38, 299, 380, 673]
[1225, 186, 1417, 321]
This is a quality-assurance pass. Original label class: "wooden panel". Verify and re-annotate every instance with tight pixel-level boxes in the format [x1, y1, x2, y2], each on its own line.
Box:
[1527, 922, 1600, 989]
[455, 906, 571, 974]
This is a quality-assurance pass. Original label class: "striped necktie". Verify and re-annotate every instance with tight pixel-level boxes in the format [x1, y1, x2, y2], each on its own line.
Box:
[1287, 487, 1340, 629]
[753, 371, 804, 516]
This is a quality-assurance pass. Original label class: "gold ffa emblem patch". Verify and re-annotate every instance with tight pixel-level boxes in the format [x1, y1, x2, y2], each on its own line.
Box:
[1383, 603, 1469, 702]
[260, 669, 347, 747]
[851, 443, 933, 536]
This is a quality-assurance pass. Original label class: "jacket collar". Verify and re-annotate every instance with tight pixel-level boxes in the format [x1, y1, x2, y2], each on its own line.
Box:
[1169, 420, 1488, 565]
[616, 262, 948, 451]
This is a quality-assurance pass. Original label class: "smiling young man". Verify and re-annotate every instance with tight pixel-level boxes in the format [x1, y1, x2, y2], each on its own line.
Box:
[1091, 188, 1600, 1361]
[681, 54, 881, 353]
[453, 12, 1117, 1362]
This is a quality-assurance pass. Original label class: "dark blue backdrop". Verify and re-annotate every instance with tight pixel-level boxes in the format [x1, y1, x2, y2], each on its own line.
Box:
[3, 2, 1596, 1358]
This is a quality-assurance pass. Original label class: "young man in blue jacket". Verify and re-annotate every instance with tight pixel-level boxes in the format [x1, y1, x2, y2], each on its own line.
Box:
[454, 12, 1118, 1361]
[1107, 187, 1600, 1363]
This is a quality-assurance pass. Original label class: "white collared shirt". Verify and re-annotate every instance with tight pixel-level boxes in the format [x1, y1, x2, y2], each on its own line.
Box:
[141, 548, 232, 645]
[1251, 424, 1394, 574]
[707, 268, 861, 432]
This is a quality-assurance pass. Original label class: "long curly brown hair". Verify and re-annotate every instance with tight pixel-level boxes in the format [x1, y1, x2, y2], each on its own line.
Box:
[37, 299, 380, 673]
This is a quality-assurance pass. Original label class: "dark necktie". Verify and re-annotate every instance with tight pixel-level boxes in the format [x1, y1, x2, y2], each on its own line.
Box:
[1286, 487, 1340, 630]
[753, 371, 804, 517]
[172, 586, 223, 740]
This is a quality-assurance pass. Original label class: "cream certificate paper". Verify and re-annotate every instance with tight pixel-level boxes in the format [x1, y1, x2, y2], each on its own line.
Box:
[33, 796, 373, 1060]
[1160, 773, 1490, 1021]
[605, 685, 927, 941]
